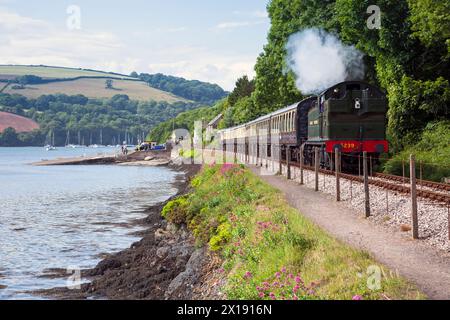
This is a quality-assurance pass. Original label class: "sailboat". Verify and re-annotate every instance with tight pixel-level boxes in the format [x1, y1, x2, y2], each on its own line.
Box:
[45, 130, 57, 151]
[66, 130, 81, 148]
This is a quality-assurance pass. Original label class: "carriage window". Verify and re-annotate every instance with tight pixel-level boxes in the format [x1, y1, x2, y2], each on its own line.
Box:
[292, 112, 295, 130]
[293, 111, 296, 130]
[290, 112, 293, 131]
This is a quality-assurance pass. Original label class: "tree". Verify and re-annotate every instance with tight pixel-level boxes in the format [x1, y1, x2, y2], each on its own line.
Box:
[105, 79, 113, 89]
[0, 127, 19, 146]
[130, 71, 139, 78]
[228, 76, 255, 106]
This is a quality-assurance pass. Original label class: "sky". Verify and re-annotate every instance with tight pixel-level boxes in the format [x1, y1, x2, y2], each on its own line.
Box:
[0, 0, 271, 90]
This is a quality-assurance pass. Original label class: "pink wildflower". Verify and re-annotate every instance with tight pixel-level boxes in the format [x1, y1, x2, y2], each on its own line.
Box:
[352, 295, 363, 301]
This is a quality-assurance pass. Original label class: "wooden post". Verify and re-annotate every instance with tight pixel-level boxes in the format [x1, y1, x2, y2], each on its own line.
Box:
[402, 160, 406, 183]
[279, 146, 282, 174]
[287, 147, 291, 180]
[299, 146, 304, 185]
[201, 140, 205, 165]
[363, 151, 371, 217]
[315, 147, 319, 192]
[190, 139, 194, 165]
[256, 143, 259, 166]
[335, 149, 341, 202]
[410, 154, 419, 239]
[448, 202, 450, 241]
[234, 141, 237, 164]
[223, 143, 226, 164]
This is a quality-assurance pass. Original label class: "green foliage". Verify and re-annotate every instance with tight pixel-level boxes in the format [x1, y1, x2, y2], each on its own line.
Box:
[384, 121, 450, 181]
[105, 79, 113, 89]
[148, 99, 226, 143]
[0, 127, 20, 146]
[17, 75, 44, 85]
[227, 76, 255, 106]
[408, 0, 450, 53]
[209, 222, 232, 251]
[139, 73, 228, 105]
[0, 92, 203, 146]
[387, 76, 450, 149]
[161, 196, 189, 225]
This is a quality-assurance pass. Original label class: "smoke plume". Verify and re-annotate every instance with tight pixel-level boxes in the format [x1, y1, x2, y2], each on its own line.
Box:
[285, 28, 365, 94]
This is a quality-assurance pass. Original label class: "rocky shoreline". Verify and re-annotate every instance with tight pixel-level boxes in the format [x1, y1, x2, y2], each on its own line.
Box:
[33, 163, 226, 300]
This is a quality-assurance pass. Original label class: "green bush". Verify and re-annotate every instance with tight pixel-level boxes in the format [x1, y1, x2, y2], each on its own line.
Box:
[384, 121, 450, 181]
[161, 196, 189, 225]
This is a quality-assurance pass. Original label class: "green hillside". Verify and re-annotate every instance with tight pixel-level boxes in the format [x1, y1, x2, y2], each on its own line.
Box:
[0, 65, 135, 80]
[3, 78, 189, 103]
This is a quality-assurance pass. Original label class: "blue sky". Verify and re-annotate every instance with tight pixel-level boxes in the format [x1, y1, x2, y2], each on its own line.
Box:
[0, 0, 271, 90]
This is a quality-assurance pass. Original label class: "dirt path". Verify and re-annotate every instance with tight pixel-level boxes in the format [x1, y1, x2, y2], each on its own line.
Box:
[250, 166, 450, 300]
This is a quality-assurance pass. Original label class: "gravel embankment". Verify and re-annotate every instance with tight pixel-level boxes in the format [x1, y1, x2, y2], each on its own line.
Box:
[259, 159, 450, 253]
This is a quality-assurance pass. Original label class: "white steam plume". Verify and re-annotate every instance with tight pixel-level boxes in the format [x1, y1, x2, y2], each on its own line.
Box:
[286, 28, 365, 94]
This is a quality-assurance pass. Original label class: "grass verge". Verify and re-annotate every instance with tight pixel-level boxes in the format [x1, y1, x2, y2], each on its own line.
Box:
[162, 164, 425, 300]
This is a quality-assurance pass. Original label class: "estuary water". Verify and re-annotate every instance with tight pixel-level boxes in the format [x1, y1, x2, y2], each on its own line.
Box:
[0, 147, 179, 299]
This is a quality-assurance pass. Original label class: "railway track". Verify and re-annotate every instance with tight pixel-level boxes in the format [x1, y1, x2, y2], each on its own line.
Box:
[372, 172, 450, 192]
[280, 160, 450, 204]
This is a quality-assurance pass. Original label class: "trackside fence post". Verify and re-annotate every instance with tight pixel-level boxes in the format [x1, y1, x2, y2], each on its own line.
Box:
[190, 138, 194, 165]
[410, 154, 419, 239]
[223, 143, 226, 164]
[315, 148, 319, 192]
[448, 203, 450, 241]
[335, 149, 341, 202]
[300, 146, 304, 185]
[279, 146, 282, 175]
[287, 147, 291, 180]
[363, 151, 370, 217]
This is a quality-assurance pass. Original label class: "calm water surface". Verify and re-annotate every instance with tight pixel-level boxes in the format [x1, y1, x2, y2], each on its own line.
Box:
[0, 147, 179, 299]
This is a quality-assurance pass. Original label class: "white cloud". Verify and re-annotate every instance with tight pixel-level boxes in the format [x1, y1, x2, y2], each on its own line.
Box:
[0, 7, 136, 75]
[0, 7, 259, 90]
[146, 46, 255, 90]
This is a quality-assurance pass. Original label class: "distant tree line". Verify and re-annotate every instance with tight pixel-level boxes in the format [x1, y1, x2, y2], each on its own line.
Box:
[0, 93, 205, 146]
[148, 75, 255, 143]
[138, 73, 228, 105]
